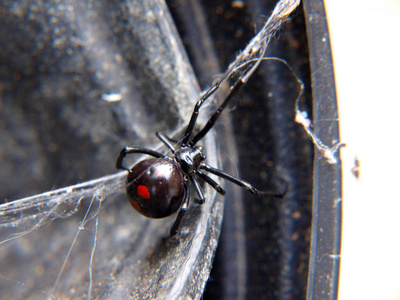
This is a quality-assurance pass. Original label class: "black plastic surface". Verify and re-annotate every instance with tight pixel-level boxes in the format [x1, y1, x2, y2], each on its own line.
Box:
[168, 0, 313, 299]
[0, 1, 223, 298]
[0, 0, 341, 299]
[303, 1, 342, 299]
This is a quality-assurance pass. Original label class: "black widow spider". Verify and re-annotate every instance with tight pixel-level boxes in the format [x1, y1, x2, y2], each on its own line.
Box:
[116, 62, 286, 236]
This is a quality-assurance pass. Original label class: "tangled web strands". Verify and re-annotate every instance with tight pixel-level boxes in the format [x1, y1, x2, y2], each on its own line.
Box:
[0, 0, 300, 244]
[0, 173, 124, 244]
[0, 0, 303, 299]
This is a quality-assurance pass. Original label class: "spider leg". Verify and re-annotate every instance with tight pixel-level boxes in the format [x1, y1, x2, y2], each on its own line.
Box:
[200, 163, 286, 198]
[200, 163, 259, 195]
[190, 175, 205, 204]
[182, 64, 237, 145]
[189, 79, 244, 147]
[116, 146, 164, 172]
[156, 131, 179, 144]
[156, 131, 177, 153]
[266, 177, 289, 198]
[170, 181, 190, 236]
[200, 163, 260, 196]
[196, 170, 225, 195]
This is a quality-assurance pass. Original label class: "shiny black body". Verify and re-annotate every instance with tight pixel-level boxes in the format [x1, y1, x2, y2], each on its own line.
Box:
[126, 158, 185, 218]
[116, 70, 285, 236]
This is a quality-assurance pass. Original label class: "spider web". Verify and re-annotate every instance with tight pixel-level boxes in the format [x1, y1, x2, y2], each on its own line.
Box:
[0, 0, 326, 299]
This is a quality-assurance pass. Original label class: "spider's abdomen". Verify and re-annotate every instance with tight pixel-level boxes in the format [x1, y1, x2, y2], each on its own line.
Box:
[126, 158, 185, 218]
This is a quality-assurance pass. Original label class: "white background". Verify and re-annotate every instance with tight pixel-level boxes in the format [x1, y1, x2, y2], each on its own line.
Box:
[324, 1, 400, 299]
